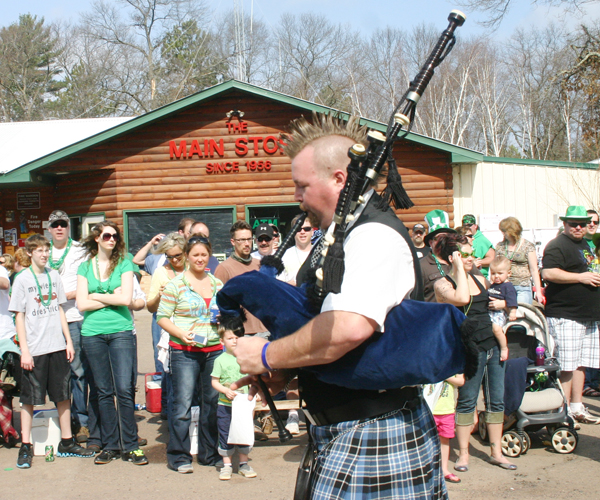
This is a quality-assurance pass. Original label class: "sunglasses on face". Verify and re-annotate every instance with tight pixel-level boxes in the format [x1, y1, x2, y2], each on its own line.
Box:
[297, 226, 313, 233]
[165, 252, 183, 260]
[50, 221, 68, 228]
[588, 220, 599, 226]
[413, 231, 424, 236]
[188, 236, 210, 245]
[101, 232, 119, 242]
[567, 222, 587, 229]
[257, 236, 272, 243]
[460, 250, 476, 258]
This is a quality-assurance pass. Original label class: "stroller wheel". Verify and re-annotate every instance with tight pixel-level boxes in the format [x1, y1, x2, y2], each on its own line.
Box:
[551, 427, 578, 454]
[520, 432, 531, 454]
[478, 411, 487, 441]
[501, 431, 524, 457]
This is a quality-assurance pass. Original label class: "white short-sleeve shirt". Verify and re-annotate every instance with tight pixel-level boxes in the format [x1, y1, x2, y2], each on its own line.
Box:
[320, 192, 415, 331]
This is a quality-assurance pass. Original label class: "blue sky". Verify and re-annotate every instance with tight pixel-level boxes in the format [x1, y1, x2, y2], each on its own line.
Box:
[2, 0, 599, 39]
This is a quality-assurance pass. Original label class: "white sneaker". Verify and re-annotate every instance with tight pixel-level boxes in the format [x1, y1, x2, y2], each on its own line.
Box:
[572, 406, 600, 425]
[567, 411, 582, 430]
[286, 412, 300, 435]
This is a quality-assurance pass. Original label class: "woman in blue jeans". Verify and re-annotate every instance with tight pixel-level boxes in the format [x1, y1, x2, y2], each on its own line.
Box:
[433, 233, 516, 472]
[157, 234, 223, 473]
[76, 221, 148, 466]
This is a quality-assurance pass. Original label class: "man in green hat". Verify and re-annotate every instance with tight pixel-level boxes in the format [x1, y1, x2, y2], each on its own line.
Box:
[542, 205, 600, 424]
[420, 210, 457, 302]
[462, 214, 494, 278]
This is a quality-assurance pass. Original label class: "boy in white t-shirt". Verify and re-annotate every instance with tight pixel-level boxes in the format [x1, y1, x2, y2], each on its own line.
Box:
[9, 235, 94, 469]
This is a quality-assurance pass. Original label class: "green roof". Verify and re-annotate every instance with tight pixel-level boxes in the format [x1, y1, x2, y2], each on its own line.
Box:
[0, 80, 484, 186]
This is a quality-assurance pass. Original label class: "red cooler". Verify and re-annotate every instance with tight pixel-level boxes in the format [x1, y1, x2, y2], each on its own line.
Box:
[145, 372, 162, 413]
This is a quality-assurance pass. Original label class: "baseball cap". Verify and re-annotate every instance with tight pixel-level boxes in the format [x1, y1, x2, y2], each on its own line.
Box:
[48, 210, 69, 225]
[412, 223, 426, 233]
[254, 224, 274, 239]
[462, 214, 477, 225]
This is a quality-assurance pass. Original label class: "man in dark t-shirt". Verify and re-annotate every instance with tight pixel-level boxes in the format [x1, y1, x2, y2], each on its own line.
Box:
[542, 205, 600, 424]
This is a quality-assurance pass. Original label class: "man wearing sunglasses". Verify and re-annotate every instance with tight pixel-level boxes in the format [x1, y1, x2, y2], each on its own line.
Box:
[46, 210, 91, 444]
[584, 209, 599, 253]
[542, 205, 600, 425]
[462, 214, 494, 278]
[250, 224, 275, 260]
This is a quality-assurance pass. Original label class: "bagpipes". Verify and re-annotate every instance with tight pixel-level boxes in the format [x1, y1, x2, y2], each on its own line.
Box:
[218, 11, 472, 424]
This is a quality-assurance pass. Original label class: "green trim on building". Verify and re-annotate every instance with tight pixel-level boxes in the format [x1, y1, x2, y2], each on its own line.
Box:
[483, 156, 599, 170]
[2, 79, 596, 187]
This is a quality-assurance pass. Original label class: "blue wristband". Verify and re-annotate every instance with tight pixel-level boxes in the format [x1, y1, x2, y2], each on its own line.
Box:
[261, 342, 272, 371]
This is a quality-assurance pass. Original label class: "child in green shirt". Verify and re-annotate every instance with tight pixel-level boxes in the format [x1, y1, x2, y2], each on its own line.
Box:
[211, 326, 256, 481]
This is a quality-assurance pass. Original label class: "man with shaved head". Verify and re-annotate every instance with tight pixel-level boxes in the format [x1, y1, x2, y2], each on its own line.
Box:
[233, 115, 446, 499]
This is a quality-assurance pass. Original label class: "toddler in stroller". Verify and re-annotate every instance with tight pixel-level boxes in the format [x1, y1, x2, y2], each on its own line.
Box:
[478, 303, 578, 456]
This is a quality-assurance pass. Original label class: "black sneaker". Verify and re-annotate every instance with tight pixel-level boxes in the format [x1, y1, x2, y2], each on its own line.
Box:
[17, 443, 33, 469]
[57, 438, 95, 458]
[94, 449, 121, 464]
[122, 449, 148, 465]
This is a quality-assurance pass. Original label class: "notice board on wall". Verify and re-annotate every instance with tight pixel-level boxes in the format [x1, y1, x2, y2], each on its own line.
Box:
[126, 208, 235, 257]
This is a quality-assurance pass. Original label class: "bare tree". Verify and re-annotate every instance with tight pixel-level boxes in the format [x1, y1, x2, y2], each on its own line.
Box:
[81, 0, 206, 113]
[456, 0, 596, 28]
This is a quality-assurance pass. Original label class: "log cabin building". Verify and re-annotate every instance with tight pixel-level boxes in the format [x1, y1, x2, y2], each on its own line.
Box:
[3, 79, 564, 258]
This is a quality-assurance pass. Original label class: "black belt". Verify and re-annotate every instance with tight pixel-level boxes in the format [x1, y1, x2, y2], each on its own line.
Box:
[303, 386, 422, 427]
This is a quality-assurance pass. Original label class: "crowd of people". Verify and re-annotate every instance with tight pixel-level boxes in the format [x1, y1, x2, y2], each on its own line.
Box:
[0, 210, 310, 479]
[1, 116, 599, 498]
[412, 205, 600, 481]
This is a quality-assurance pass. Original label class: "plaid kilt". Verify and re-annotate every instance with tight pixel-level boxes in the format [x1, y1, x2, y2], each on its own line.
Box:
[309, 398, 447, 500]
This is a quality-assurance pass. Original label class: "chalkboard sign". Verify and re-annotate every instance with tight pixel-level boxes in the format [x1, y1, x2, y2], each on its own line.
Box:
[126, 208, 235, 257]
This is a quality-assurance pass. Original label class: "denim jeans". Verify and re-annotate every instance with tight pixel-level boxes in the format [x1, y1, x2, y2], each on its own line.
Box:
[68, 320, 89, 428]
[82, 330, 138, 452]
[456, 345, 505, 419]
[168, 348, 220, 469]
[514, 285, 533, 305]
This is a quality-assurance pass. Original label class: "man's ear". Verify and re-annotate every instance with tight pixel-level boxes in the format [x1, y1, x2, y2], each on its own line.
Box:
[332, 169, 346, 189]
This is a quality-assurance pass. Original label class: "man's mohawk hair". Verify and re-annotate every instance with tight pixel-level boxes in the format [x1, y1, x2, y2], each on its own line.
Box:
[283, 112, 368, 159]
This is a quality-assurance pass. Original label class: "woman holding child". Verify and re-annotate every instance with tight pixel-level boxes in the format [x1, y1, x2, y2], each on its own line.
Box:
[157, 234, 223, 473]
[495, 216, 543, 305]
[433, 233, 516, 472]
[76, 221, 148, 466]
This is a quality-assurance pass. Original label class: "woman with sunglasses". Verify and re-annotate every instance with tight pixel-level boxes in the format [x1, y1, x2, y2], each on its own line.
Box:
[146, 232, 186, 418]
[157, 234, 223, 473]
[433, 233, 516, 473]
[495, 217, 543, 305]
[76, 221, 148, 466]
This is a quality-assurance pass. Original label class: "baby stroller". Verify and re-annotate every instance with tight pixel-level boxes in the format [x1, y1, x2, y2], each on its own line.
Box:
[478, 303, 578, 456]
[0, 339, 21, 447]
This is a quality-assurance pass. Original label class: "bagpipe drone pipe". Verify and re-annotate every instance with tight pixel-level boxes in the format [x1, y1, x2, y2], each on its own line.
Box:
[217, 10, 477, 391]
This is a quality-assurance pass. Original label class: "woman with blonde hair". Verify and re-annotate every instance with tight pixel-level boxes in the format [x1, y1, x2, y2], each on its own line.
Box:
[157, 235, 223, 473]
[76, 221, 147, 466]
[496, 217, 543, 305]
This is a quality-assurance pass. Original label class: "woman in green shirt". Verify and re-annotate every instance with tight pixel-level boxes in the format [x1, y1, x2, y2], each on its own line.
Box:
[157, 235, 223, 473]
[76, 221, 147, 466]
